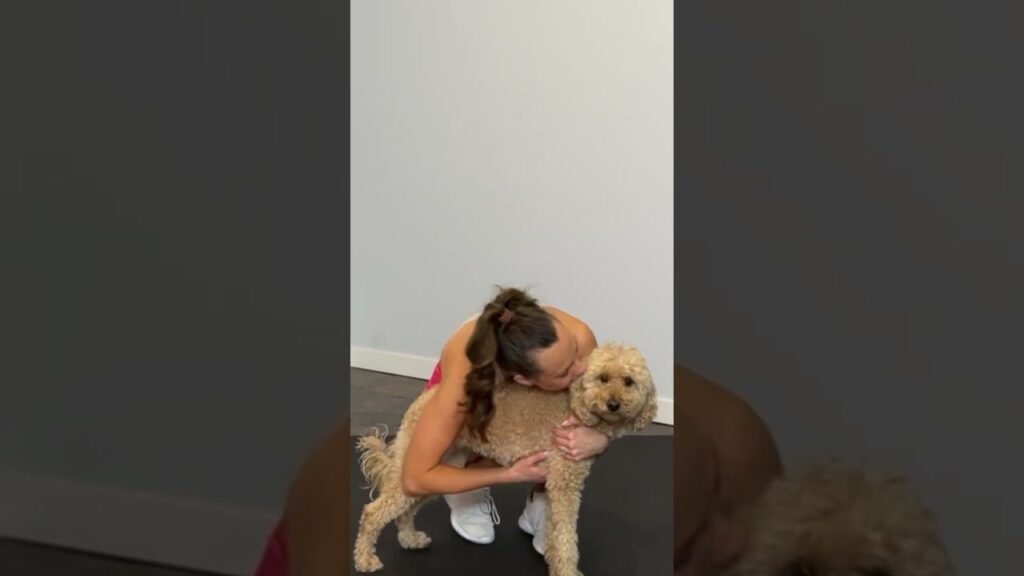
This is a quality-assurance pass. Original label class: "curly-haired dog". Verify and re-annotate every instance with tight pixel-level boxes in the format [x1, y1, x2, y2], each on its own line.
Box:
[725, 463, 955, 576]
[353, 342, 658, 576]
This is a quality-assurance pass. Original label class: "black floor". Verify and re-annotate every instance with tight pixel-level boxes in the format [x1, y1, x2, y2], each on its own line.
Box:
[349, 435, 673, 575]
[0, 538, 222, 576]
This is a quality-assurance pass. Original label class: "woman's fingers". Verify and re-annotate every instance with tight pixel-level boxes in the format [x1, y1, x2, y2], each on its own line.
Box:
[528, 450, 550, 465]
[552, 420, 580, 456]
[552, 439, 580, 459]
[559, 415, 582, 428]
[552, 432, 576, 453]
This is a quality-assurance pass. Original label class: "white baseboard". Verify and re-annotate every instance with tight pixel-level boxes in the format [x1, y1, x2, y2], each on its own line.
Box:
[351, 347, 674, 426]
[351, 346, 437, 380]
[656, 397, 674, 426]
[0, 468, 279, 576]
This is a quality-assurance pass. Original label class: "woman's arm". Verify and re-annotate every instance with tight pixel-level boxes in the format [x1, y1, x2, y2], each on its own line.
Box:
[401, 328, 533, 496]
[400, 381, 515, 495]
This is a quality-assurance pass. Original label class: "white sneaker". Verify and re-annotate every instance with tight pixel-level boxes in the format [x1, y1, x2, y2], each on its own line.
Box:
[444, 488, 500, 544]
[517, 489, 547, 555]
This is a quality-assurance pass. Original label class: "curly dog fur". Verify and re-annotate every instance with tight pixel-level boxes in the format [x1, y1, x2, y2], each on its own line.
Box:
[353, 343, 658, 576]
[726, 463, 955, 576]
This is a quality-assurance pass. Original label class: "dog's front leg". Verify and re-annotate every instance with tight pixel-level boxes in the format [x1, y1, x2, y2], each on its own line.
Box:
[543, 457, 591, 576]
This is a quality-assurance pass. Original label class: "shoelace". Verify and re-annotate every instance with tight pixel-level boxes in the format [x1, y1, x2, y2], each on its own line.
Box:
[478, 492, 501, 526]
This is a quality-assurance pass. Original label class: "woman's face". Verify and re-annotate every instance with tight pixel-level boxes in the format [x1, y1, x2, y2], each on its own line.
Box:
[516, 320, 587, 391]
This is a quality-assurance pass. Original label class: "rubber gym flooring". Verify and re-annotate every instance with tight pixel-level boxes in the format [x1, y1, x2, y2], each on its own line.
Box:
[349, 435, 672, 575]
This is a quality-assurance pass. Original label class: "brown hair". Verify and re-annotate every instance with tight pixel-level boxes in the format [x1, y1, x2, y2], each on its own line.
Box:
[460, 286, 557, 442]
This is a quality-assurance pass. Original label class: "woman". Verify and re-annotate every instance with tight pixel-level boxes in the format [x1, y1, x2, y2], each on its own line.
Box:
[252, 287, 611, 575]
[674, 363, 783, 576]
[402, 286, 612, 555]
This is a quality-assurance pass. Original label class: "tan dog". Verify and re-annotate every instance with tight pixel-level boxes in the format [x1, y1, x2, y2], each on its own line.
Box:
[726, 463, 955, 576]
[353, 343, 658, 576]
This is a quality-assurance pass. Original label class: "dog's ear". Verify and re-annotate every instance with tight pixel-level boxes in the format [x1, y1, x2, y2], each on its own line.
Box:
[569, 377, 601, 426]
[627, 388, 658, 432]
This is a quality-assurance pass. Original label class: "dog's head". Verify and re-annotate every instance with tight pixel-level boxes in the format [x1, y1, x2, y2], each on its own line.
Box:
[728, 463, 955, 576]
[569, 342, 657, 433]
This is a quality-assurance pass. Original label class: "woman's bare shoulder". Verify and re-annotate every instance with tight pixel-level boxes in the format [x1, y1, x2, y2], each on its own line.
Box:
[676, 364, 738, 417]
[435, 322, 475, 399]
[676, 364, 782, 504]
[441, 315, 478, 361]
[544, 306, 597, 352]
[544, 305, 580, 325]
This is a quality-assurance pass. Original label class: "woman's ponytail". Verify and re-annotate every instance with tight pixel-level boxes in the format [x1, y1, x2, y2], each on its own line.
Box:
[461, 287, 557, 441]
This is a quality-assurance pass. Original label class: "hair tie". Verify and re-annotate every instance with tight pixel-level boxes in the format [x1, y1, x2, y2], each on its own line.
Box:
[498, 307, 514, 325]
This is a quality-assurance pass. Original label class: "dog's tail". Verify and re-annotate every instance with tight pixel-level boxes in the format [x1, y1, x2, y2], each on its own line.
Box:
[356, 424, 393, 500]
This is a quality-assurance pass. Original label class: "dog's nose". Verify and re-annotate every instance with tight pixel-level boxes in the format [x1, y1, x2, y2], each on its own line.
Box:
[607, 399, 620, 412]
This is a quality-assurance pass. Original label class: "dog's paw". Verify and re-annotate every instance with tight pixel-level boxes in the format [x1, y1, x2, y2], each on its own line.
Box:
[353, 554, 384, 573]
[398, 529, 432, 549]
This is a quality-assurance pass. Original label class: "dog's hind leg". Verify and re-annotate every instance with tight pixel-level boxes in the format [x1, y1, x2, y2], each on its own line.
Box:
[396, 496, 433, 549]
[544, 459, 590, 576]
[353, 492, 416, 573]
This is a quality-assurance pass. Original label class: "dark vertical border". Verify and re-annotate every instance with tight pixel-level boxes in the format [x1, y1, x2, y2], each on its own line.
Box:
[675, 2, 1020, 575]
[1, 0, 351, 572]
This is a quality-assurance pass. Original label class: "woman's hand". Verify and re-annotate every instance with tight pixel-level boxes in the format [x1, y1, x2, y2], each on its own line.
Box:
[551, 415, 610, 461]
[504, 450, 550, 484]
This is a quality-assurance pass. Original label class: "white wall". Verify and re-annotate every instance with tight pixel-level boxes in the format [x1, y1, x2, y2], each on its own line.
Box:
[351, 0, 674, 419]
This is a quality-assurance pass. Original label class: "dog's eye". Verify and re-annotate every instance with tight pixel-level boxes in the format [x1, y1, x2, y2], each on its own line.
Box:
[624, 377, 634, 387]
[598, 374, 609, 383]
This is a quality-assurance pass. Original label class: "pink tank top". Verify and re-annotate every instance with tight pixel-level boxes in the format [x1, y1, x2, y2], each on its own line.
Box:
[424, 360, 443, 390]
[253, 520, 287, 576]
